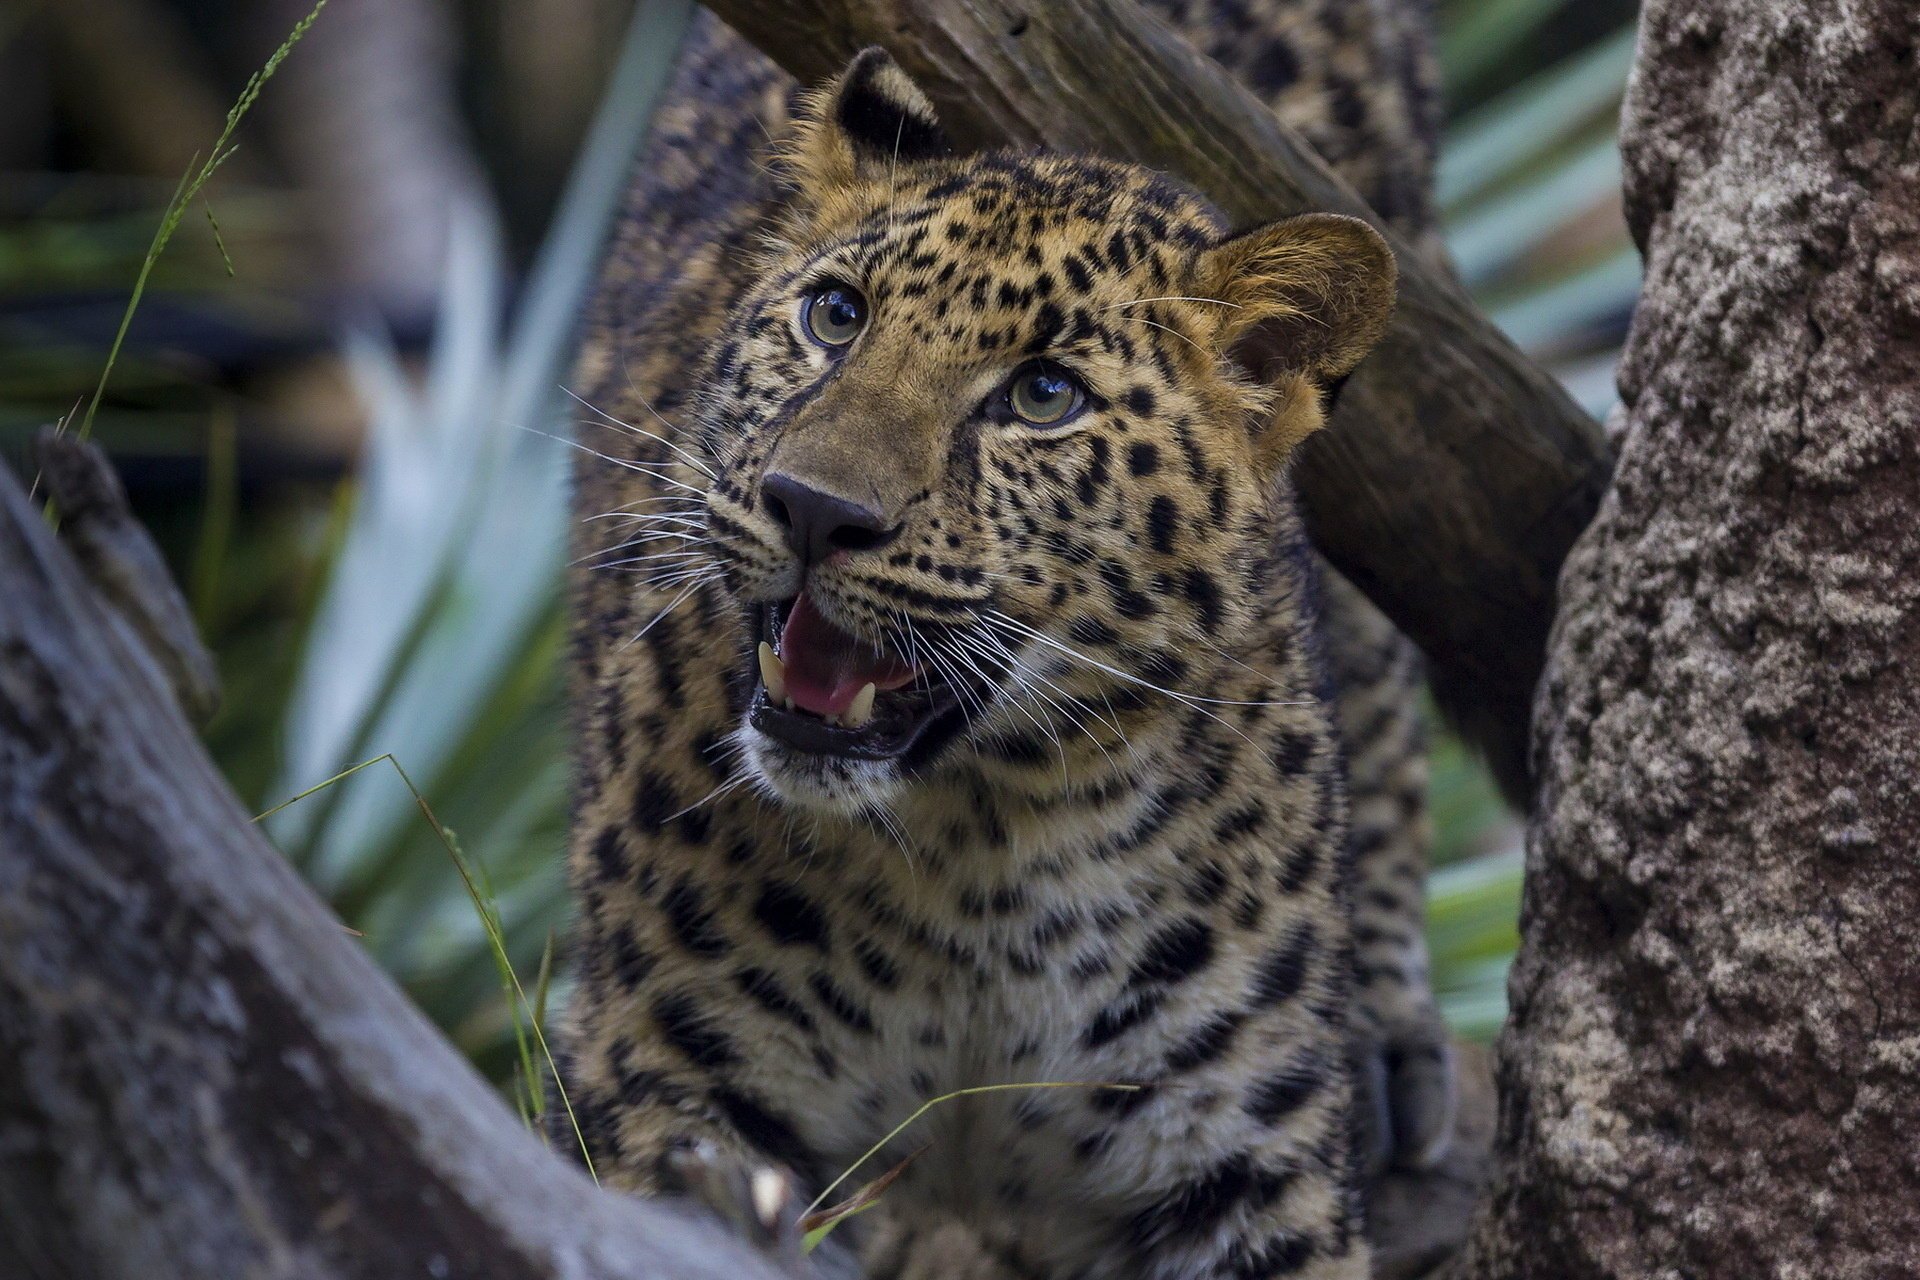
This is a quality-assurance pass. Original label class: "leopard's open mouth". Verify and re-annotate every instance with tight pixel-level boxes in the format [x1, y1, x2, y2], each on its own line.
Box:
[749, 594, 969, 763]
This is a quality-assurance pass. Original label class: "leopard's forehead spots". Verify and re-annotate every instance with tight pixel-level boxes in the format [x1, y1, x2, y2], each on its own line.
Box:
[795, 152, 1228, 359]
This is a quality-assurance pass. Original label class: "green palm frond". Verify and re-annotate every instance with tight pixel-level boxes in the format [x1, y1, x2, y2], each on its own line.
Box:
[1423, 6, 1639, 1036]
[1427, 849, 1525, 1042]
[1440, 18, 1639, 420]
[1439, 0, 1572, 102]
[265, 0, 695, 1072]
[1440, 26, 1638, 212]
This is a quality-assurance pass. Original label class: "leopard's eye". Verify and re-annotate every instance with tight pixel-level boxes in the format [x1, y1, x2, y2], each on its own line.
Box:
[1006, 361, 1086, 427]
[802, 284, 867, 348]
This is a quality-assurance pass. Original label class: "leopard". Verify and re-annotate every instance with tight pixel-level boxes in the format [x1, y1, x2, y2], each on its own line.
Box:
[556, 7, 1456, 1278]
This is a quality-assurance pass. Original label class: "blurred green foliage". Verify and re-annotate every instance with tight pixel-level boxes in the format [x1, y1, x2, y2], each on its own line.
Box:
[6, 0, 1636, 1080]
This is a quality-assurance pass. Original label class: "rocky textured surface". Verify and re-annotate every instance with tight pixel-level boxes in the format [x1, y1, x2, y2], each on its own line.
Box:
[1464, 3, 1920, 1274]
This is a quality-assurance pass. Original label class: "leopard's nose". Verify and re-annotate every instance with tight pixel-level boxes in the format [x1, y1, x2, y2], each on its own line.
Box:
[760, 473, 902, 567]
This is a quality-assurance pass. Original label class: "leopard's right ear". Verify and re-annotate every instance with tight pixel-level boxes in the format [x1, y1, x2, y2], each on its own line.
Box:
[1194, 214, 1397, 469]
[788, 48, 952, 196]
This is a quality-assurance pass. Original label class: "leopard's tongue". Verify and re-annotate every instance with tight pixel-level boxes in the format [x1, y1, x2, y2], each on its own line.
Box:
[779, 592, 917, 717]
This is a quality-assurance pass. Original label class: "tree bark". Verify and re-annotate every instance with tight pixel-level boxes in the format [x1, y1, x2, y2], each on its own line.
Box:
[699, 0, 1616, 800]
[1462, 3, 1920, 1275]
[0, 448, 794, 1280]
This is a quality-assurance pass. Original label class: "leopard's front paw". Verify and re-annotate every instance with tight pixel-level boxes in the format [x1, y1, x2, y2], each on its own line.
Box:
[1349, 999, 1456, 1175]
[663, 1139, 809, 1267]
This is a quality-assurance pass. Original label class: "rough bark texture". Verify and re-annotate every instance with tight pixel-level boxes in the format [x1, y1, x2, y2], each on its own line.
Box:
[700, 0, 1615, 799]
[1464, 4, 1920, 1276]
[0, 449, 797, 1280]
[34, 432, 220, 726]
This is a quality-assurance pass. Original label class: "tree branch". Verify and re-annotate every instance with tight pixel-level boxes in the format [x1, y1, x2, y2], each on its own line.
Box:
[698, 0, 1614, 800]
[36, 430, 220, 725]
[0, 448, 793, 1280]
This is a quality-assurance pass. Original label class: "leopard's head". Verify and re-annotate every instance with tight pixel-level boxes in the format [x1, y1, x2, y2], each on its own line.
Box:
[698, 50, 1396, 814]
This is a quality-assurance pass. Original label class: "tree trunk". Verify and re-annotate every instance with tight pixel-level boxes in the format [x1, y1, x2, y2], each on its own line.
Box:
[1462, 3, 1920, 1275]
[0, 443, 794, 1280]
[698, 0, 1615, 800]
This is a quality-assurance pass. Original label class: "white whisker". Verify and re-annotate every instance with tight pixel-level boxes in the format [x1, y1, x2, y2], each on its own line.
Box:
[986, 611, 1303, 708]
[591, 551, 715, 574]
[575, 533, 714, 566]
[1100, 295, 1242, 311]
[514, 425, 711, 497]
[562, 385, 718, 479]
[620, 579, 709, 651]
[584, 496, 705, 518]
[664, 773, 753, 823]
[864, 798, 920, 874]
[1123, 316, 1208, 356]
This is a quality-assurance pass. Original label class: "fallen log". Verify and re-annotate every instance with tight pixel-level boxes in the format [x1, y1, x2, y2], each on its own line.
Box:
[0, 443, 795, 1280]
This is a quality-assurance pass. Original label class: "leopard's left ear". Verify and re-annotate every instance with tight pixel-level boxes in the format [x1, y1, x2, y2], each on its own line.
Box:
[1199, 213, 1397, 391]
[790, 48, 952, 192]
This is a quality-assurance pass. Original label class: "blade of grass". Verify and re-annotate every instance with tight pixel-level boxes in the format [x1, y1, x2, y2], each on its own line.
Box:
[203, 201, 236, 277]
[461, 829, 542, 1128]
[800, 1147, 926, 1249]
[253, 751, 596, 1182]
[524, 930, 558, 1123]
[73, 0, 327, 445]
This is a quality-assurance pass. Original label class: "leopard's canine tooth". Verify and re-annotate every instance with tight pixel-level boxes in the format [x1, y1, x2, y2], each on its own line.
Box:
[843, 681, 878, 729]
[757, 641, 788, 704]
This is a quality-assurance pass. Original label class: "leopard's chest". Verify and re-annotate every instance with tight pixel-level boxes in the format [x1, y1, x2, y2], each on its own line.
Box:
[728, 882, 1120, 1154]
[606, 701, 1338, 1251]
[713, 811, 1255, 1217]
[733, 935, 1129, 1264]
[707, 839, 1054, 1096]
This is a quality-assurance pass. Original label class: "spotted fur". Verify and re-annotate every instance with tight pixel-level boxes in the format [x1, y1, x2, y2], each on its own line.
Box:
[559, 8, 1452, 1278]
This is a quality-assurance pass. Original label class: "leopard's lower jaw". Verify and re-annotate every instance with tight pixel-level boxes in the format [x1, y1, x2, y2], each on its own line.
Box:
[737, 720, 908, 816]
[747, 683, 964, 761]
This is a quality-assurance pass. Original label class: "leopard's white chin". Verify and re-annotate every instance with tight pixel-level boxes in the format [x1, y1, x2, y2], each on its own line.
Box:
[737, 721, 908, 817]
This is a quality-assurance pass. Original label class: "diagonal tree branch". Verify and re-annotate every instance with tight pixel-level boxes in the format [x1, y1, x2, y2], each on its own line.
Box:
[0, 448, 795, 1280]
[699, 0, 1615, 799]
